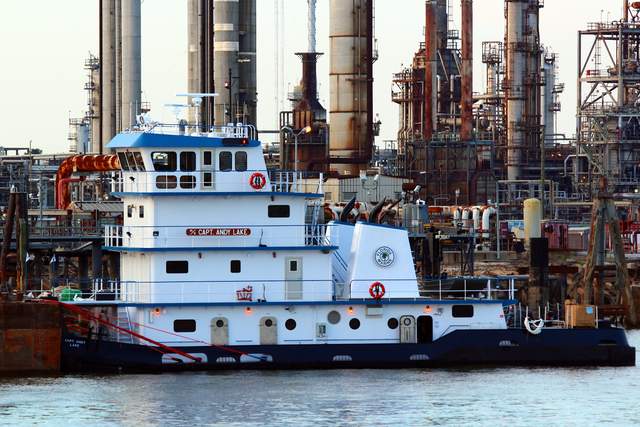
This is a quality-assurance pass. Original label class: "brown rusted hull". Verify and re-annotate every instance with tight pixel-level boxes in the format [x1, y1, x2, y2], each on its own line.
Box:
[0, 302, 62, 375]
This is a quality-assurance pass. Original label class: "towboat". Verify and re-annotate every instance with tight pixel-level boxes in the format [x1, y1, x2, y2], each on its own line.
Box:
[59, 124, 635, 371]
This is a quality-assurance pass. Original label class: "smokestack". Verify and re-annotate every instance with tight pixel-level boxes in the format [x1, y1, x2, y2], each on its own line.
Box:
[461, 0, 473, 141]
[308, 0, 317, 53]
[506, 0, 526, 180]
[424, 1, 437, 141]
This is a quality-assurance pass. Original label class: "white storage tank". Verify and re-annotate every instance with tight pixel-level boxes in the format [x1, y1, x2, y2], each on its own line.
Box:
[523, 198, 542, 243]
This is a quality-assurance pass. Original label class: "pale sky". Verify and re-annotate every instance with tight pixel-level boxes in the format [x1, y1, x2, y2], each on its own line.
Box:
[0, 0, 624, 153]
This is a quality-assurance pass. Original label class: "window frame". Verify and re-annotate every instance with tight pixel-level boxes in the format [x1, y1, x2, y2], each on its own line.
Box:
[180, 151, 196, 172]
[268, 205, 290, 218]
[235, 151, 248, 172]
[151, 151, 177, 172]
[219, 151, 233, 172]
[166, 260, 189, 274]
[452, 305, 474, 318]
[230, 260, 241, 273]
[173, 319, 196, 333]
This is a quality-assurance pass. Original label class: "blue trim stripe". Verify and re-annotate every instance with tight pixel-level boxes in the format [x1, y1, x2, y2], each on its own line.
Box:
[103, 245, 338, 252]
[107, 132, 261, 149]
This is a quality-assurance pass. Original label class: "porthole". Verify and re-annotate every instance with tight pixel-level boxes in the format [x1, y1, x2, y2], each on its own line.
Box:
[327, 310, 341, 324]
[402, 317, 413, 326]
[387, 318, 399, 329]
[215, 319, 224, 328]
[265, 318, 274, 327]
[285, 319, 297, 330]
[349, 318, 361, 330]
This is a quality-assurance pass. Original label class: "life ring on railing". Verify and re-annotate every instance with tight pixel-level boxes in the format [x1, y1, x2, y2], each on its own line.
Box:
[249, 172, 266, 190]
[524, 316, 544, 335]
[369, 281, 386, 300]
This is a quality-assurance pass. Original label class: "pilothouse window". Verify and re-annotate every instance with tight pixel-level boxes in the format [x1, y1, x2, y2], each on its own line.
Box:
[152, 152, 177, 172]
[235, 151, 247, 171]
[180, 152, 196, 171]
[219, 152, 232, 171]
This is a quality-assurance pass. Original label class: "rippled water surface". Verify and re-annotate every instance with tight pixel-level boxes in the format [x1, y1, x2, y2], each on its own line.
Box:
[1, 331, 639, 426]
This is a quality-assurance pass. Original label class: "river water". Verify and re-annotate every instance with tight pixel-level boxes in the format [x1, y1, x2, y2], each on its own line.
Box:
[1, 331, 639, 426]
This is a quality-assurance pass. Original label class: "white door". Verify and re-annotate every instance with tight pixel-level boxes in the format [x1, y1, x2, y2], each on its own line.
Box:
[285, 257, 303, 300]
[200, 149, 214, 190]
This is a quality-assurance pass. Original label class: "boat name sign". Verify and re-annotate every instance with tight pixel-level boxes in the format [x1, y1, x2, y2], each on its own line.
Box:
[186, 228, 252, 237]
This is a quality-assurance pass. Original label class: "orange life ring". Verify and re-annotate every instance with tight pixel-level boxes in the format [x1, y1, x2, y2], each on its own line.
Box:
[369, 281, 386, 299]
[249, 172, 266, 190]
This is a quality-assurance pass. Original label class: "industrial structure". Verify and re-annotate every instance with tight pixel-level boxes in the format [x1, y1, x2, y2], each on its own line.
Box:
[187, 0, 257, 128]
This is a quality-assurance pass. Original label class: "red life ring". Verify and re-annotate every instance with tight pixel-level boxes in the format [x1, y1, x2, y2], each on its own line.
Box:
[249, 172, 266, 190]
[369, 281, 386, 299]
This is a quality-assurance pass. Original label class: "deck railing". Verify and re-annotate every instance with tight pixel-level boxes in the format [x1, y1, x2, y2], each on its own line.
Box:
[104, 223, 332, 249]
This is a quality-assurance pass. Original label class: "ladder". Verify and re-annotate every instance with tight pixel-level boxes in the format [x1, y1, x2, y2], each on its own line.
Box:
[115, 306, 134, 344]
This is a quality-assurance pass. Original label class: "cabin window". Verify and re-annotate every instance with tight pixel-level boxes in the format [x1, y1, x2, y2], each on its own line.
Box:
[268, 205, 290, 218]
[127, 205, 133, 218]
[327, 310, 341, 324]
[387, 318, 399, 329]
[180, 152, 196, 172]
[285, 319, 297, 330]
[174, 319, 196, 333]
[156, 175, 177, 189]
[230, 260, 241, 273]
[139, 205, 144, 218]
[219, 151, 232, 171]
[166, 260, 188, 274]
[349, 318, 361, 330]
[126, 152, 137, 171]
[452, 305, 474, 318]
[133, 152, 146, 171]
[203, 172, 213, 187]
[118, 153, 130, 171]
[203, 151, 212, 166]
[179, 175, 196, 189]
[235, 151, 247, 172]
[289, 260, 298, 272]
[152, 152, 177, 171]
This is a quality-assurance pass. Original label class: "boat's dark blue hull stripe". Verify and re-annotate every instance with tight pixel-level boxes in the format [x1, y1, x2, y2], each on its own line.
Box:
[62, 328, 636, 372]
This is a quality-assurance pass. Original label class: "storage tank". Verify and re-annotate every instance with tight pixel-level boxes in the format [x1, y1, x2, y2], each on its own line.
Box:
[523, 198, 542, 243]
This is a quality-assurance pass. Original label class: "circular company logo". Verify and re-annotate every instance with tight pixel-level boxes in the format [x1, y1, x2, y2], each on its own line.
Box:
[374, 246, 395, 267]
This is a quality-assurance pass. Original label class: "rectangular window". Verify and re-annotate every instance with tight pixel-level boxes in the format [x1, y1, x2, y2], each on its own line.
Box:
[268, 205, 290, 218]
[151, 152, 177, 172]
[139, 205, 144, 218]
[133, 152, 146, 171]
[179, 175, 196, 189]
[219, 151, 232, 171]
[452, 305, 474, 318]
[289, 260, 298, 272]
[180, 151, 196, 171]
[235, 151, 247, 172]
[118, 153, 130, 171]
[173, 319, 196, 333]
[166, 260, 188, 274]
[127, 205, 133, 218]
[203, 172, 213, 187]
[230, 260, 241, 273]
[155, 175, 177, 189]
[203, 151, 212, 166]
[126, 152, 138, 171]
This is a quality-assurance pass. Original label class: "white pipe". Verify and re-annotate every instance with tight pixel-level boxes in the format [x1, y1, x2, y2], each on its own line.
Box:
[482, 206, 496, 238]
[471, 207, 482, 232]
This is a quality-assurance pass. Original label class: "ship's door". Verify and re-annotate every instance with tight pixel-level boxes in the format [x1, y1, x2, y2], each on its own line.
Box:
[201, 149, 214, 190]
[417, 315, 433, 343]
[399, 315, 417, 343]
[285, 257, 303, 300]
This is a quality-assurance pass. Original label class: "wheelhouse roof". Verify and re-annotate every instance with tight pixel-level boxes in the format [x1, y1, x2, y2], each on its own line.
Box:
[107, 132, 261, 149]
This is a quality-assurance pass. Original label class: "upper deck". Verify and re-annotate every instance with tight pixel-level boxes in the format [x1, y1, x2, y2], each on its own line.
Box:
[108, 125, 323, 197]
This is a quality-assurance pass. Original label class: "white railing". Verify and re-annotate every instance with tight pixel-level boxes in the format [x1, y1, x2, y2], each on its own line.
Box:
[133, 123, 258, 140]
[111, 170, 323, 195]
[104, 224, 333, 249]
[418, 277, 517, 301]
[51, 276, 517, 305]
